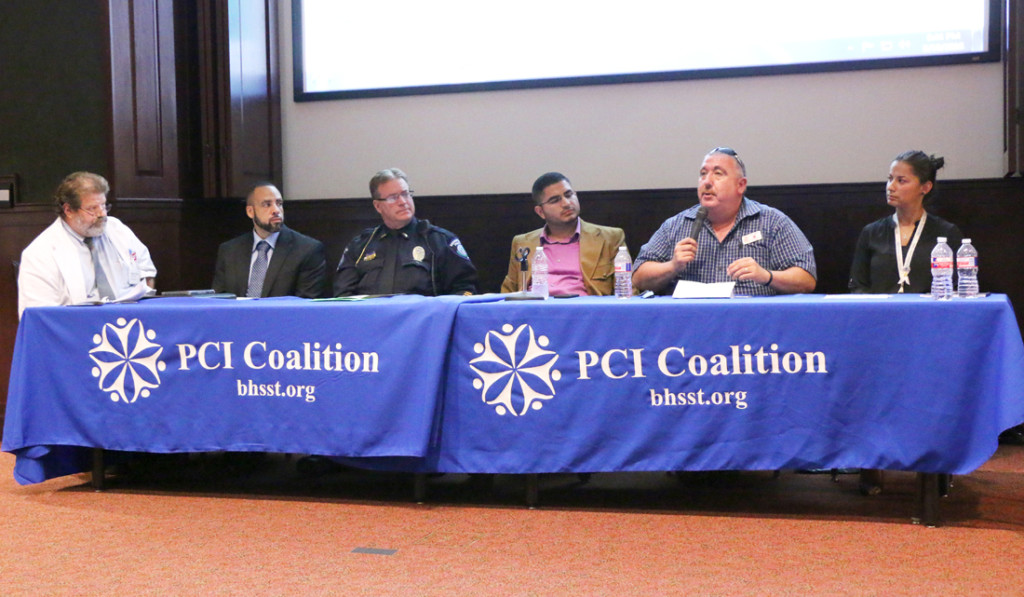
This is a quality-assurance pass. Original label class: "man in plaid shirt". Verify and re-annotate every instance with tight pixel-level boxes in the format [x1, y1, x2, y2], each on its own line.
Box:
[633, 147, 816, 296]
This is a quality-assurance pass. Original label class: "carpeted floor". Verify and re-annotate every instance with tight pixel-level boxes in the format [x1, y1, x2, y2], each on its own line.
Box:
[1, 446, 1022, 596]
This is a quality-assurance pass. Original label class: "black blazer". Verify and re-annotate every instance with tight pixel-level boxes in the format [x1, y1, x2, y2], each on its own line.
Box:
[212, 226, 328, 298]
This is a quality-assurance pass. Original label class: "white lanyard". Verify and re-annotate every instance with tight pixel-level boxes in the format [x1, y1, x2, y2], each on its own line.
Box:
[892, 211, 927, 293]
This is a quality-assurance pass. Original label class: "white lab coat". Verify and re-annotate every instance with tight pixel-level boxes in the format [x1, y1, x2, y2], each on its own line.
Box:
[18, 216, 157, 318]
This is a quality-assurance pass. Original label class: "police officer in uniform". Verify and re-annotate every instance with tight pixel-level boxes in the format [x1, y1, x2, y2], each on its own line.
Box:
[334, 168, 478, 296]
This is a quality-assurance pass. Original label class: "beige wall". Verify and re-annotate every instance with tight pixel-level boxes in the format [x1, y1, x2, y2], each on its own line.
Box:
[280, 1, 1005, 199]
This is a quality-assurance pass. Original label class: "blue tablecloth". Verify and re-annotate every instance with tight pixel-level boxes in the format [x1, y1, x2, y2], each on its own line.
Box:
[2, 295, 474, 484]
[433, 294, 1024, 475]
[5, 293, 1024, 484]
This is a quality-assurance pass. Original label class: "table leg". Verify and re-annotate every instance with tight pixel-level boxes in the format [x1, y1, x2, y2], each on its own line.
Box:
[915, 472, 941, 527]
[413, 473, 427, 503]
[525, 474, 539, 508]
[92, 448, 105, 491]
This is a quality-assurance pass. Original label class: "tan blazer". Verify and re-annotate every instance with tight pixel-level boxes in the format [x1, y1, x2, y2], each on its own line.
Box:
[501, 219, 627, 296]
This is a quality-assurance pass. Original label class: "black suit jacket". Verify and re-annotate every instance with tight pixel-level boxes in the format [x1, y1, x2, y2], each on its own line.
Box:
[212, 226, 328, 298]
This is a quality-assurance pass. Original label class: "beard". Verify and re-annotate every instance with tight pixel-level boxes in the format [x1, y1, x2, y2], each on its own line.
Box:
[82, 216, 107, 237]
[254, 214, 282, 234]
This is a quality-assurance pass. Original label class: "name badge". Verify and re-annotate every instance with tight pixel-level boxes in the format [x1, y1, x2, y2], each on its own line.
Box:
[742, 231, 763, 245]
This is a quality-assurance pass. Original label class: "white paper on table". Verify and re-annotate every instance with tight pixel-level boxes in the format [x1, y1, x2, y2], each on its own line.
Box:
[73, 281, 155, 306]
[114, 281, 156, 303]
[672, 280, 735, 299]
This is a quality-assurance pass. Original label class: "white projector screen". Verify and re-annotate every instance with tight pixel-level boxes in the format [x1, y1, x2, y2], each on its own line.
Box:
[293, 0, 999, 101]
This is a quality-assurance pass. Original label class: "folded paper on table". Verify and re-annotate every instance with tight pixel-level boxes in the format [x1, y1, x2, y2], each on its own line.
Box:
[672, 280, 735, 299]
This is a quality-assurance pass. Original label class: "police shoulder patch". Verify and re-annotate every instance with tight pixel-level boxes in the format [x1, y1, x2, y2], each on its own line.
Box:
[449, 238, 469, 260]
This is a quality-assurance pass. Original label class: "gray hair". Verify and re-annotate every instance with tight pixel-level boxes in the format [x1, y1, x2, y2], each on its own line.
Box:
[54, 171, 109, 217]
[369, 168, 409, 199]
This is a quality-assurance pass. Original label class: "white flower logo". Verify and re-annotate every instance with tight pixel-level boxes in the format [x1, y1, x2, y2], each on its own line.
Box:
[88, 317, 166, 403]
[469, 323, 560, 416]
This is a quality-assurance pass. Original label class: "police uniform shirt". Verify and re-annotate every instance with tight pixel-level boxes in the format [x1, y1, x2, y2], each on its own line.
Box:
[333, 217, 478, 297]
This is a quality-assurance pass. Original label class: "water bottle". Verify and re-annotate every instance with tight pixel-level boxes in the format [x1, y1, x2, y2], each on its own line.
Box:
[531, 246, 549, 299]
[956, 238, 979, 298]
[930, 237, 953, 300]
[614, 246, 632, 298]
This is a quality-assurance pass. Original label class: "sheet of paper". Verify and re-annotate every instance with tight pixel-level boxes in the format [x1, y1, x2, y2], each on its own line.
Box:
[114, 281, 156, 303]
[672, 280, 735, 299]
[72, 282, 155, 306]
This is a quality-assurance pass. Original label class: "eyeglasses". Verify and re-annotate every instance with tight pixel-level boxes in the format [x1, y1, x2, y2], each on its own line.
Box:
[374, 190, 414, 204]
[79, 203, 110, 217]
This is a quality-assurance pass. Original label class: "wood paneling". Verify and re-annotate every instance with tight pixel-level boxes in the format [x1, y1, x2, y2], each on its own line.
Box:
[108, 0, 282, 201]
[109, 0, 181, 198]
[1009, 0, 1024, 175]
[0, 2, 111, 204]
[227, 0, 281, 194]
[196, 0, 281, 197]
[1, 206, 56, 432]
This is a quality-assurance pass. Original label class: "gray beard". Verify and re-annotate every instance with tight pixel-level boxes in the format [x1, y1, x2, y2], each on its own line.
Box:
[83, 218, 107, 237]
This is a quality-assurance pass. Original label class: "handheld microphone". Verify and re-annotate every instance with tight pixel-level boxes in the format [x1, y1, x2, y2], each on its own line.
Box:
[689, 206, 708, 240]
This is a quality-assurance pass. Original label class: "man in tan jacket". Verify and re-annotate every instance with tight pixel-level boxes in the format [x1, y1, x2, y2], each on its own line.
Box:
[501, 172, 627, 296]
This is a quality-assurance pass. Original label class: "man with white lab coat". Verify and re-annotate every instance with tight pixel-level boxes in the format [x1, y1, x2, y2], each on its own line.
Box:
[18, 171, 156, 318]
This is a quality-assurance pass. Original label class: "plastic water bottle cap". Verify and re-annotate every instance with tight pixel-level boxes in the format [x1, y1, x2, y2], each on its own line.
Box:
[937, 237, 946, 242]
[962, 238, 971, 244]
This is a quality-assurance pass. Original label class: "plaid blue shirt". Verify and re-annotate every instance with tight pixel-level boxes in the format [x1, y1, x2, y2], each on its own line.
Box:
[635, 198, 817, 296]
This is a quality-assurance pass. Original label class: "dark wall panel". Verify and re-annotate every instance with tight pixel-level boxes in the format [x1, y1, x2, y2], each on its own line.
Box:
[109, 0, 181, 197]
[226, 0, 281, 195]
[0, 2, 112, 204]
[1009, 0, 1023, 176]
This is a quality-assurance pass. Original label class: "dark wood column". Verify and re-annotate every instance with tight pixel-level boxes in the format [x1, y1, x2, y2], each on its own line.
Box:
[109, 0, 181, 198]
[1008, 0, 1023, 176]
[196, 0, 282, 198]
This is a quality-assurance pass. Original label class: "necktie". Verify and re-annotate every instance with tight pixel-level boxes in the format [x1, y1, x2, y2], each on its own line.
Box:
[379, 234, 397, 294]
[247, 240, 270, 298]
[85, 237, 115, 300]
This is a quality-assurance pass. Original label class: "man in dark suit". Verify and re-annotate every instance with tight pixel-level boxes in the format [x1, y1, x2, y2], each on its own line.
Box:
[213, 183, 328, 298]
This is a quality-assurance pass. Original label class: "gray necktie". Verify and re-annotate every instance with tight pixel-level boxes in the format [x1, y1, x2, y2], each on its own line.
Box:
[247, 240, 271, 297]
[85, 237, 115, 300]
